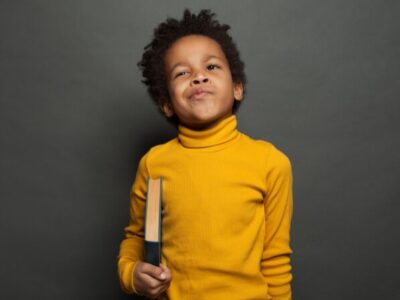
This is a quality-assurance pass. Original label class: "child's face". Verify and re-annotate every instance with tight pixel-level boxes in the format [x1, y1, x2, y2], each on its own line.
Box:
[162, 35, 243, 130]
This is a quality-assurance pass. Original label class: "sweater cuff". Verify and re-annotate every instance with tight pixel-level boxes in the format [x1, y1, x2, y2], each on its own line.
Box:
[270, 293, 291, 300]
[131, 260, 141, 295]
[268, 285, 291, 300]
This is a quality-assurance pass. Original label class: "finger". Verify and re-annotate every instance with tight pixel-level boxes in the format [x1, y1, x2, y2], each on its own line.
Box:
[141, 262, 165, 280]
[142, 276, 169, 299]
[141, 273, 166, 290]
[159, 263, 172, 282]
[149, 282, 169, 298]
[143, 273, 170, 291]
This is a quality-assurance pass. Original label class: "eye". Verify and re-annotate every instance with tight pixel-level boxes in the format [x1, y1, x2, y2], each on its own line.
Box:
[175, 70, 189, 78]
[207, 64, 220, 71]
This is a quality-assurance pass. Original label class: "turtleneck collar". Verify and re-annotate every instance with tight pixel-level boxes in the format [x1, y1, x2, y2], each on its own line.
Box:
[178, 115, 240, 149]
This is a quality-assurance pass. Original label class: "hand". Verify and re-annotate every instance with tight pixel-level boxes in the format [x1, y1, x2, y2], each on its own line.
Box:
[133, 262, 171, 299]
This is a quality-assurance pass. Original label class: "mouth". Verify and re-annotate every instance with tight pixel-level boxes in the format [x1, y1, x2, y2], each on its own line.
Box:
[189, 89, 212, 100]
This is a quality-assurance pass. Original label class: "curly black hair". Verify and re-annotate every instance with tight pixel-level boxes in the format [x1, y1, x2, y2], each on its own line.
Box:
[137, 9, 247, 126]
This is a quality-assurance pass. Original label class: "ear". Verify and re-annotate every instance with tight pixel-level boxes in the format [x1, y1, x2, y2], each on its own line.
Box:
[160, 101, 174, 118]
[233, 82, 244, 101]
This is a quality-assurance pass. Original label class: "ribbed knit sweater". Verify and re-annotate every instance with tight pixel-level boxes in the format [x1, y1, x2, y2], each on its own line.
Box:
[117, 115, 293, 300]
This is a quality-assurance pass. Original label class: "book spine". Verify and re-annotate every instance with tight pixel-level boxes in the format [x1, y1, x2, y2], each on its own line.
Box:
[143, 177, 162, 266]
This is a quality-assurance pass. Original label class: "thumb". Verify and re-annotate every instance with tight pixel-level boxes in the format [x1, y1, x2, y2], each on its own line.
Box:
[159, 263, 171, 281]
[142, 262, 165, 280]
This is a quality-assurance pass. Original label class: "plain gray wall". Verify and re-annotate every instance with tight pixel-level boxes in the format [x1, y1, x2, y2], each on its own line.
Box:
[1, 0, 399, 299]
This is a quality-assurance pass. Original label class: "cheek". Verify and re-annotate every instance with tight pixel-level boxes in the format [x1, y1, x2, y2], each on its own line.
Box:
[171, 81, 187, 98]
[166, 83, 177, 101]
[220, 80, 235, 96]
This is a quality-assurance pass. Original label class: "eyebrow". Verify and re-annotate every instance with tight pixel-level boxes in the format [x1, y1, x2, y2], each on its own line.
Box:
[169, 55, 223, 74]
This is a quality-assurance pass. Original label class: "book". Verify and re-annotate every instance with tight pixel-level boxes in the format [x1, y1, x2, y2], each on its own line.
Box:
[144, 177, 163, 266]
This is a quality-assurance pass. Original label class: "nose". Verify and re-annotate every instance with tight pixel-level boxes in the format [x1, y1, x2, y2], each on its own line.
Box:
[191, 72, 209, 85]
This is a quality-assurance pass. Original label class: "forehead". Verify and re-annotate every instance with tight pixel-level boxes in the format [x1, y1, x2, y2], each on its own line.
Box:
[164, 35, 227, 67]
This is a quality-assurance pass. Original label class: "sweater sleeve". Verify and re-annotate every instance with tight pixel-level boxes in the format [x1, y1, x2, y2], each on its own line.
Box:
[117, 152, 150, 294]
[261, 145, 294, 300]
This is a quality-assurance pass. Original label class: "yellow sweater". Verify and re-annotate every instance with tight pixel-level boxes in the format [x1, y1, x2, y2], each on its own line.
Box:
[117, 115, 293, 300]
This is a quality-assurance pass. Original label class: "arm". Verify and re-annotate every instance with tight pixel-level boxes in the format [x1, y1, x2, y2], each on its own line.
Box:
[261, 145, 294, 300]
[117, 153, 149, 294]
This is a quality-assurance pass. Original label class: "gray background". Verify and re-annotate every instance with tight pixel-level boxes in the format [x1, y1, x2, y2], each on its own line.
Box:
[1, 0, 399, 299]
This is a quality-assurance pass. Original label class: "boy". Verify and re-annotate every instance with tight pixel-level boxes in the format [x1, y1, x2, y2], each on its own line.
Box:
[117, 9, 293, 300]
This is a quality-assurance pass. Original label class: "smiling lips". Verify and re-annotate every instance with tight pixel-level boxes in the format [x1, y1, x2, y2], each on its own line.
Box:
[189, 88, 212, 100]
